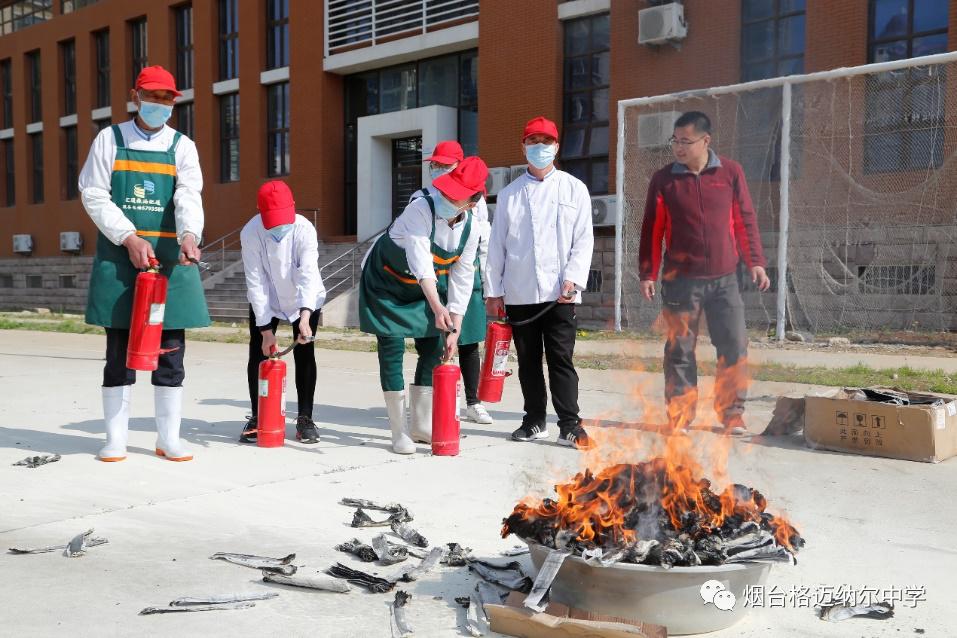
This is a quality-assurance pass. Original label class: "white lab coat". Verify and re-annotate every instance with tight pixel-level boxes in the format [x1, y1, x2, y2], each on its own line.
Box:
[485, 168, 594, 304]
[78, 120, 204, 245]
[388, 194, 478, 316]
[241, 214, 327, 327]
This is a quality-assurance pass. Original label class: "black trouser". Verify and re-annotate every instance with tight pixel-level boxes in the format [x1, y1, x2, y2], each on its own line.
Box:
[458, 341, 481, 406]
[103, 328, 186, 387]
[247, 306, 320, 419]
[506, 302, 580, 430]
[661, 273, 748, 426]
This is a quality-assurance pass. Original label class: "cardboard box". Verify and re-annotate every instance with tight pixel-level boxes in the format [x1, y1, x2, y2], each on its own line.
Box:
[804, 388, 957, 463]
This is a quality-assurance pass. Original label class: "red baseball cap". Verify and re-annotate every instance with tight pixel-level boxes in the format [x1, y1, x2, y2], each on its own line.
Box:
[135, 65, 182, 97]
[257, 180, 296, 229]
[424, 140, 464, 165]
[523, 116, 559, 142]
[432, 156, 489, 202]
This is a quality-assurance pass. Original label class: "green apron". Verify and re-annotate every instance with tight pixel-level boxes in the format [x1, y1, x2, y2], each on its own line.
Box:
[359, 193, 477, 339]
[85, 125, 210, 330]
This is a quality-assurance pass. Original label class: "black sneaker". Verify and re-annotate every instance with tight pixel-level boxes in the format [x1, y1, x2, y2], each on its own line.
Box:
[557, 423, 594, 450]
[239, 416, 258, 444]
[511, 422, 548, 442]
[296, 416, 320, 444]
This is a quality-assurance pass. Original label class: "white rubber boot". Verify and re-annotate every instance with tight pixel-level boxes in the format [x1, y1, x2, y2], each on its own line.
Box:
[409, 385, 433, 444]
[98, 385, 131, 462]
[384, 391, 414, 455]
[154, 386, 193, 462]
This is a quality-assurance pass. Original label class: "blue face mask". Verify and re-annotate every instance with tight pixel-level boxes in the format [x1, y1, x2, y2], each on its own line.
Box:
[430, 164, 455, 181]
[525, 143, 558, 170]
[138, 99, 173, 129]
[435, 196, 465, 221]
[267, 224, 294, 242]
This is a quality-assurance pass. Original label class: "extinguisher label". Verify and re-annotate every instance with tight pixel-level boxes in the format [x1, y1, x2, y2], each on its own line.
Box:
[280, 377, 287, 417]
[258, 379, 269, 397]
[455, 379, 462, 422]
[492, 340, 510, 375]
[148, 303, 166, 325]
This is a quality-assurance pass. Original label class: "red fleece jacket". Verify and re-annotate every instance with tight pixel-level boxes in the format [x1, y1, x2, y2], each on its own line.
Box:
[638, 154, 766, 281]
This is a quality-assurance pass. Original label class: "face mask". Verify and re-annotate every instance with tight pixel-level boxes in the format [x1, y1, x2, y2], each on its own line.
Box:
[524, 143, 557, 170]
[138, 99, 173, 129]
[435, 196, 465, 221]
[267, 224, 294, 242]
[430, 165, 454, 181]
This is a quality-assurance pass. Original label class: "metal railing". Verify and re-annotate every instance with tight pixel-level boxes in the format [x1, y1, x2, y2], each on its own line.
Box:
[199, 209, 321, 277]
[324, 0, 479, 57]
[319, 225, 388, 298]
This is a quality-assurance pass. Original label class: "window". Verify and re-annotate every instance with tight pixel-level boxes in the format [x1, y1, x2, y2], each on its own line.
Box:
[343, 49, 479, 233]
[219, 93, 240, 182]
[0, 274, 12, 288]
[267, 82, 289, 176]
[93, 29, 110, 108]
[130, 17, 148, 86]
[0, 1, 53, 36]
[59, 274, 76, 288]
[562, 13, 610, 194]
[61, 39, 76, 116]
[93, 117, 111, 134]
[61, 0, 100, 12]
[865, 0, 948, 173]
[740, 0, 806, 81]
[174, 4, 193, 90]
[1, 59, 11, 129]
[266, 0, 289, 70]
[858, 264, 936, 295]
[586, 269, 603, 293]
[175, 102, 193, 139]
[64, 126, 78, 200]
[26, 275, 43, 288]
[391, 137, 421, 218]
[27, 50, 41, 123]
[30, 133, 43, 204]
[1, 139, 13, 206]
[219, 0, 239, 81]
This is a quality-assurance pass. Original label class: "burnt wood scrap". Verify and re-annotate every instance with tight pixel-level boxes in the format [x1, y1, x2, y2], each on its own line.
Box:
[340, 498, 410, 517]
[139, 602, 256, 615]
[467, 559, 533, 594]
[372, 534, 410, 565]
[819, 601, 895, 622]
[390, 520, 429, 548]
[63, 529, 106, 558]
[390, 590, 413, 637]
[501, 459, 805, 568]
[210, 552, 297, 575]
[326, 562, 395, 593]
[442, 542, 473, 567]
[169, 593, 279, 606]
[335, 538, 378, 563]
[399, 546, 444, 582]
[9, 532, 108, 555]
[12, 454, 61, 468]
[262, 572, 351, 593]
[351, 507, 412, 528]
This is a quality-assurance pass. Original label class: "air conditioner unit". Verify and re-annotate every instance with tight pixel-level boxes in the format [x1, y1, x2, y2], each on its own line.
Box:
[591, 195, 617, 227]
[13, 234, 33, 255]
[637, 111, 680, 148]
[60, 231, 83, 253]
[486, 202, 496, 222]
[638, 2, 687, 46]
[486, 167, 511, 197]
[509, 164, 528, 182]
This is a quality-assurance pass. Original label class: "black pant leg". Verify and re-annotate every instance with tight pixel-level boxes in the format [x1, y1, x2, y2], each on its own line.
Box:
[247, 306, 279, 416]
[458, 342, 480, 405]
[151, 330, 186, 387]
[507, 303, 548, 426]
[541, 303, 580, 429]
[703, 274, 749, 421]
[661, 278, 704, 426]
[291, 311, 321, 418]
[103, 328, 135, 387]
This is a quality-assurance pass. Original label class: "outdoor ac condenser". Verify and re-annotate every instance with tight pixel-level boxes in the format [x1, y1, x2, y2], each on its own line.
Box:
[13, 234, 33, 255]
[60, 231, 83, 253]
[591, 195, 617, 227]
[638, 3, 688, 46]
[637, 111, 680, 148]
[486, 167, 511, 196]
[509, 164, 528, 182]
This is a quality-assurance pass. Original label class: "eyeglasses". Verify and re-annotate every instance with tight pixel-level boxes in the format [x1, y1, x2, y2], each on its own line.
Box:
[669, 136, 707, 148]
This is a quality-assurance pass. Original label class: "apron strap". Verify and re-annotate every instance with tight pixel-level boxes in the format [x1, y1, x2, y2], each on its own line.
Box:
[422, 193, 437, 245]
[168, 131, 183, 154]
[111, 125, 125, 149]
[456, 211, 472, 253]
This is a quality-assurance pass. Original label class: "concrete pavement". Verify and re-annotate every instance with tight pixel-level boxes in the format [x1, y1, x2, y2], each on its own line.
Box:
[1, 329, 954, 637]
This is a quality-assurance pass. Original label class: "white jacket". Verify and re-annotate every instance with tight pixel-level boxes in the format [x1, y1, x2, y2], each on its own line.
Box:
[486, 168, 594, 304]
[241, 214, 327, 326]
[78, 120, 204, 245]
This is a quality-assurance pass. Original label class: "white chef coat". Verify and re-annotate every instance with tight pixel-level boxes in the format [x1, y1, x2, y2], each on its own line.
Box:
[78, 120, 204, 245]
[241, 214, 327, 327]
[485, 168, 594, 304]
[388, 192, 478, 316]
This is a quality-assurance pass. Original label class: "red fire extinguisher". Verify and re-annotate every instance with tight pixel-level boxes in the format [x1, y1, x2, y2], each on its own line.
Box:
[477, 318, 513, 404]
[257, 345, 287, 448]
[432, 341, 462, 456]
[127, 258, 168, 371]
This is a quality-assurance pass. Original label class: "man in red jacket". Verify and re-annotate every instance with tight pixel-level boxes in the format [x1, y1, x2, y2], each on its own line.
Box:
[638, 111, 770, 436]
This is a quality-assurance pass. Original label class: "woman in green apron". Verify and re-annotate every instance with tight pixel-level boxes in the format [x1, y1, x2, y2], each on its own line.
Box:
[80, 65, 209, 463]
[359, 156, 489, 454]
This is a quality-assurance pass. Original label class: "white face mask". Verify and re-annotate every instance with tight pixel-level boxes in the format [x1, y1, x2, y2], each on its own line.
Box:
[267, 224, 293, 242]
[524, 143, 558, 169]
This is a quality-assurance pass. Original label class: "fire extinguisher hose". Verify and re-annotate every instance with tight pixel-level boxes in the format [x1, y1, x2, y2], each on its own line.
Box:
[273, 336, 317, 358]
[493, 290, 577, 327]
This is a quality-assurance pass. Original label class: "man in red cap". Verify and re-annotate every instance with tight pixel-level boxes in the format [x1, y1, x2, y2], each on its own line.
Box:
[80, 65, 208, 463]
[486, 116, 595, 450]
[239, 181, 327, 444]
[408, 141, 494, 426]
[359, 156, 488, 454]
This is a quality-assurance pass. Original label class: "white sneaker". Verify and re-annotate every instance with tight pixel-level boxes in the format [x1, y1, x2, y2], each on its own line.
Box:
[465, 403, 493, 424]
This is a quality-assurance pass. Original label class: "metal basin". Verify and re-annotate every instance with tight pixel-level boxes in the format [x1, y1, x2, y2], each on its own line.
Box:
[527, 541, 771, 635]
